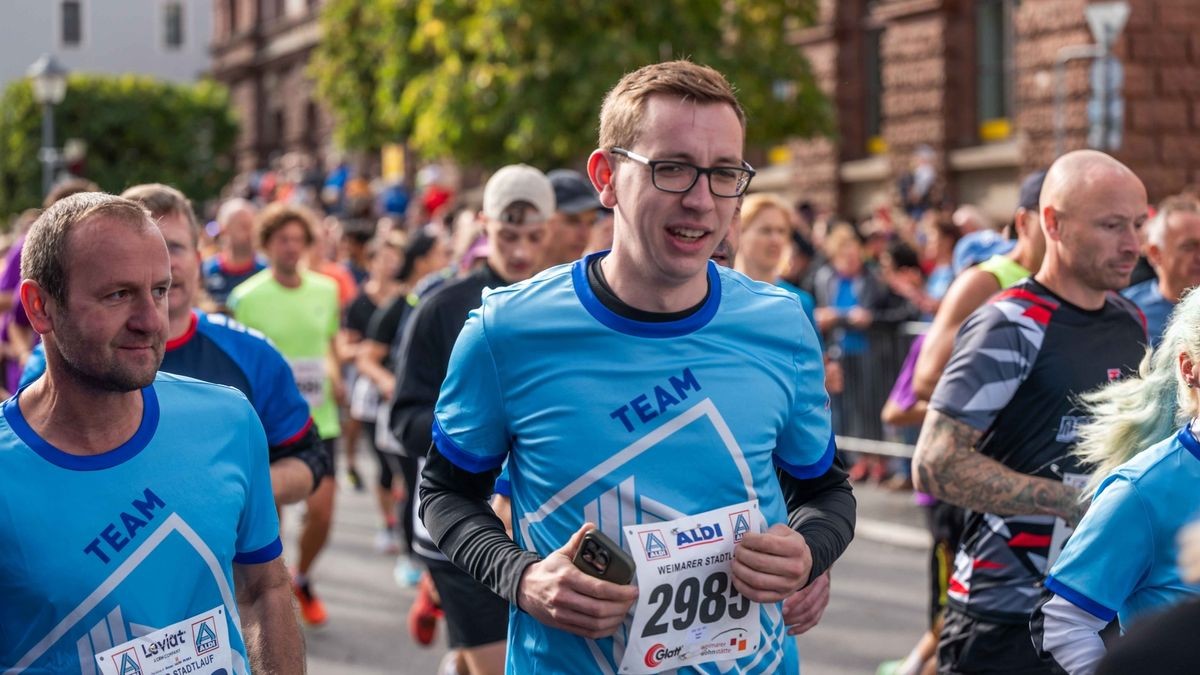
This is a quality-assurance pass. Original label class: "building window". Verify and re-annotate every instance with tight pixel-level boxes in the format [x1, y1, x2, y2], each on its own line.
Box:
[227, 0, 238, 34]
[61, 0, 82, 47]
[976, 0, 1015, 142]
[864, 27, 886, 155]
[164, 2, 185, 49]
[273, 109, 286, 145]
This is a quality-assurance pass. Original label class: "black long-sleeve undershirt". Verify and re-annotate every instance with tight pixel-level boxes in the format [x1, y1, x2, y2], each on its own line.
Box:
[419, 257, 855, 605]
[420, 446, 855, 605]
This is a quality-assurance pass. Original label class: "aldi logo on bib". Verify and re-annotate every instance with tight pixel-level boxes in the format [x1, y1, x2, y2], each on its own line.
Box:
[192, 616, 220, 656]
[115, 649, 142, 675]
[641, 530, 670, 560]
[729, 510, 751, 542]
[676, 522, 724, 549]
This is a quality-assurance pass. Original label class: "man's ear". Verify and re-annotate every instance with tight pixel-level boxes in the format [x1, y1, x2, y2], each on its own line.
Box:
[20, 279, 54, 336]
[1042, 205, 1062, 242]
[588, 150, 617, 209]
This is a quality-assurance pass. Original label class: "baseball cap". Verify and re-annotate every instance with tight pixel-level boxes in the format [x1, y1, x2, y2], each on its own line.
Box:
[1018, 170, 1048, 211]
[548, 169, 602, 215]
[952, 229, 1016, 276]
[482, 164, 555, 222]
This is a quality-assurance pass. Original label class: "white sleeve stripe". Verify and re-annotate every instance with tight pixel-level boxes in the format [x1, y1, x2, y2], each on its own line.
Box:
[1040, 593, 1110, 675]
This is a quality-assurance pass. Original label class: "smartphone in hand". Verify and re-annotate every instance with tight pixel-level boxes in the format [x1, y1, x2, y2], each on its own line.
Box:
[572, 529, 636, 585]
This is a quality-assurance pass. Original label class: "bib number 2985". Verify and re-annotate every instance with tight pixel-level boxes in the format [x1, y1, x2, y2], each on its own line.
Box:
[620, 499, 764, 674]
[642, 570, 752, 637]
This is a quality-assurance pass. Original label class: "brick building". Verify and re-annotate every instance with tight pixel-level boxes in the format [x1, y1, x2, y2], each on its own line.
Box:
[209, 0, 333, 173]
[773, 0, 1200, 222]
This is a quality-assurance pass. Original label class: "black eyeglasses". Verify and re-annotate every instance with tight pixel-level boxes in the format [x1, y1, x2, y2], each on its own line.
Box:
[611, 148, 756, 198]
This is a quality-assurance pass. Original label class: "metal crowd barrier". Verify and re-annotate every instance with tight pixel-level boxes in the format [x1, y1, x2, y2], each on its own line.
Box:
[830, 321, 928, 459]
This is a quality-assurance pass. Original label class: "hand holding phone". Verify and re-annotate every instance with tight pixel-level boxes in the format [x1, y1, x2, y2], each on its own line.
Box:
[572, 528, 636, 585]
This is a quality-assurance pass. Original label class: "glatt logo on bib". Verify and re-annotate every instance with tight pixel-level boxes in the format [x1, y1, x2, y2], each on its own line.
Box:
[644, 643, 683, 668]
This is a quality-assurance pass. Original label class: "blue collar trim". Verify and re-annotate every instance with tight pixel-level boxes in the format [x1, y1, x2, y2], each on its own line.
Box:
[1178, 423, 1200, 464]
[571, 251, 721, 339]
[3, 385, 160, 471]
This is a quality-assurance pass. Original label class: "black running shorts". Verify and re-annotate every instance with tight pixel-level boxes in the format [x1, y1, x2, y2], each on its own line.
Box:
[425, 557, 509, 648]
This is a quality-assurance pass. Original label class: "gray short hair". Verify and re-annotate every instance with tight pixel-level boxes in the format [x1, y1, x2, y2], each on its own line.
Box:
[1145, 195, 1200, 249]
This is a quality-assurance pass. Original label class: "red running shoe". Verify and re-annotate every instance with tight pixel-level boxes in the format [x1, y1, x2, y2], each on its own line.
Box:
[292, 577, 328, 626]
[409, 574, 443, 646]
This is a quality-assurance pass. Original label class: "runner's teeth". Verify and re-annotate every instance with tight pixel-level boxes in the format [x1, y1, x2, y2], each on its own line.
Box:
[669, 227, 704, 240]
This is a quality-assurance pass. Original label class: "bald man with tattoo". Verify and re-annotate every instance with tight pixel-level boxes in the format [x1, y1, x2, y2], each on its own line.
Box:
[912, 150, 1149, 674]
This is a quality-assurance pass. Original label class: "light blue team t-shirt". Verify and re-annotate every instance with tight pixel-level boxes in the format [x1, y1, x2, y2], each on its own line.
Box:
[1120, 278, 1173, 348]
[434, 254, 835, 674]
[0, 373, 281, 673]
[1045, 425, 1200, 629]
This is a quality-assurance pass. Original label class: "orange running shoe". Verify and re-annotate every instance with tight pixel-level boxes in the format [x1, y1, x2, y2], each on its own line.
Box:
[408, 574, 443, 646]
[292, 577, 328, 626]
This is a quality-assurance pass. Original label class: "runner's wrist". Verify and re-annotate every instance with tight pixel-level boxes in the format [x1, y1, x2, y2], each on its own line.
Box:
[510, 556, 544, 611]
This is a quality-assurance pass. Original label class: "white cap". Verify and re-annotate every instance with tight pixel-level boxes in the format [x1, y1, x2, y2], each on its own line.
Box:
[482, 164, 555, 222]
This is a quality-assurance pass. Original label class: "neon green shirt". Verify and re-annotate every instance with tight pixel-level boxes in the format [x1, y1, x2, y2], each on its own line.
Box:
[977, 254, 1030, 290]
[228, 269, 341, 439]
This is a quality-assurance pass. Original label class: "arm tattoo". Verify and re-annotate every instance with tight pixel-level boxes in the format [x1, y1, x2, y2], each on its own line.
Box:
[914, 410, 1083, 523]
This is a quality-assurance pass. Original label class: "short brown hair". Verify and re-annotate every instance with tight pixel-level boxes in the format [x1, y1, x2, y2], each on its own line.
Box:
[598, 60, 746, 151]
[22, 192, 152, 306]
[257, 202, 318, 250]
[121, 183, 201, 247]
[42, 177, 100, 208]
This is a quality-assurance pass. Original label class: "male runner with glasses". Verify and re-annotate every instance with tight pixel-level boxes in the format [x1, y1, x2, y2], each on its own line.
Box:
[421, 61, 844, 674]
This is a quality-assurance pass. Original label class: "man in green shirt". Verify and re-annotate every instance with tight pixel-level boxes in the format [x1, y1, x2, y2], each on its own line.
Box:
[228, 202, 341, 627]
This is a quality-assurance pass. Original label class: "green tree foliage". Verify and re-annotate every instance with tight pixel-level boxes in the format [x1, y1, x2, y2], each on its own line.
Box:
[0, 74, 238, 220]
[311, 0, 831, 167]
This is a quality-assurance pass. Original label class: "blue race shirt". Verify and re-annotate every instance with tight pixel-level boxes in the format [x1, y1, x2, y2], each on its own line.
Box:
[775, 279, 820, 351]
[202, 254, 267, 307]
[434, 254, 834, 675]
[832, 276, 867, 355]
[21, 311, 312, 450]
[1120, 278, 1171, 348]
[1045, 425, 1200, 629]
[0, 373, 280, 673]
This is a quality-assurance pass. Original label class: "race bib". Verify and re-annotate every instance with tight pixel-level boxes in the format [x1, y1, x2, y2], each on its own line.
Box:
[95, 606, 234, 675]
[288, 357, 327, 410]
[620, 500, 764, 674]
[1047, 472, 1091, 569]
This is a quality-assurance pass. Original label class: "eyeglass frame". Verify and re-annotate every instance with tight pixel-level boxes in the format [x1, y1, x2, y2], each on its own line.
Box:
[610, 147, 757, 198]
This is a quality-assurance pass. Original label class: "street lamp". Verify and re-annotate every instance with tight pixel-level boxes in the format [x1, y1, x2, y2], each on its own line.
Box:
[27, 54, 69, 198]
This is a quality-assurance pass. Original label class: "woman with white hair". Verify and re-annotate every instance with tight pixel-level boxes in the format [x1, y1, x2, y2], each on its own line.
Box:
[1032, 288, 1200, 674]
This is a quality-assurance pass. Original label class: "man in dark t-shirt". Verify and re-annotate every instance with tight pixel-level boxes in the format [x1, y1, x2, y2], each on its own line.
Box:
[913, 150, 1149, 674]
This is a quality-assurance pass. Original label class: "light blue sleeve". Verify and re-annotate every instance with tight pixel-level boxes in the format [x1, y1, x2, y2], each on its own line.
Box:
[774, 303, 835, 479]
[1045, 476, 1153, 622]
[19, 342, 46, 388]
[432, 307, 509, 473]
[232, 399, 283, 564]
